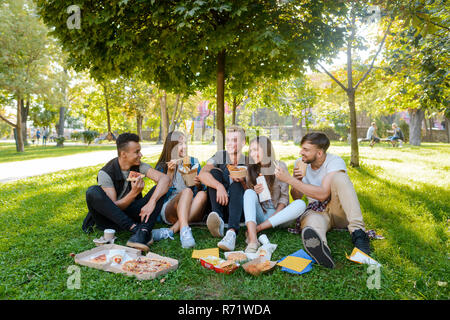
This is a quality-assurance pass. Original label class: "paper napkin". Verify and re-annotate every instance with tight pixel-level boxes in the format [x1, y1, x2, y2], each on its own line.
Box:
[192, 248, 220, 259]
[277, 249, 314, 274]
[346, 247, 381, 267]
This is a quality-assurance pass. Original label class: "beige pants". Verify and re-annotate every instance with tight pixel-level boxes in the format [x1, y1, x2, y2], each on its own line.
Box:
[300, 172, 365, 245]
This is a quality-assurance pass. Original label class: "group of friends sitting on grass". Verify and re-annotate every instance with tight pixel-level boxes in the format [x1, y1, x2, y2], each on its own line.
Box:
[366, 122, 405, 148]
[82, 126, 371, 269]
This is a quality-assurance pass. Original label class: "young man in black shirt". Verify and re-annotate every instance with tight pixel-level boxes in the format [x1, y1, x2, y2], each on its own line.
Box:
[198, 125, 248, 251]
[83, 133, 170, 252]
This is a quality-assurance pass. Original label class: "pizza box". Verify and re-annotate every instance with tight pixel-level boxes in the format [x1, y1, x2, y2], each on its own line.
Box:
[74, 244, 178, 280]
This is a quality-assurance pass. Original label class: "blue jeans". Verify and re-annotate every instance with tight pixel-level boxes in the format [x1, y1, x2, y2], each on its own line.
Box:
[243, 189, 306, 228]
[207, 168, 245, 234]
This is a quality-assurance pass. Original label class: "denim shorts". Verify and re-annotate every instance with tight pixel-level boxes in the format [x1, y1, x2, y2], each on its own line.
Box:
[160, 191, 179, 225]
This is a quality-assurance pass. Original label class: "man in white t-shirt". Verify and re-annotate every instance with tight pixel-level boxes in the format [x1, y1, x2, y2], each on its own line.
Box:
[275, 132, 370, 268]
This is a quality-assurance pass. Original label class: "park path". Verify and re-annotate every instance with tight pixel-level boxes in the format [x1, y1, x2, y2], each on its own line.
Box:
[0, 144, 163, 183]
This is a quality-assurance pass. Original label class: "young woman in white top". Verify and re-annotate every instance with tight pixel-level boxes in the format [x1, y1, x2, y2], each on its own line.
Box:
[243, 136, 306, 253]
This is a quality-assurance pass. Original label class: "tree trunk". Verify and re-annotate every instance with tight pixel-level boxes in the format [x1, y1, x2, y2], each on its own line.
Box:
[348, 89, 359, 167]
[232, 96, 237, 125]
[292, 115, 303, 144]
[347, 11, 359, 167]
[102, 83, 112, 137]
[160, 92, 169, 142]
[136, 113, 143, 140]
[57, 69, 68, 147]
[56, 106, 65, 147]
[428, 117, 433, 141]
[16, 97, 24, 152]
[409, 108, 425, 146]
[174, 99, 184, 130]
[216, 49, 226, 151]
[157, 120, 162, 144]
[21, 99, 29, 146]
[169, 94, 181, 132]
[445, 116, 450, 143]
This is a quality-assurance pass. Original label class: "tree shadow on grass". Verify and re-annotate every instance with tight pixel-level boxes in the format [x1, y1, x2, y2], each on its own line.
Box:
[352, 165, 449, 223]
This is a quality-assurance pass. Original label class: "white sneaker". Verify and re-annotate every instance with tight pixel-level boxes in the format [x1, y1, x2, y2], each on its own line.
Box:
[180, 226, 196, 249]
[218, 230, 236, 251]
[206, 211, 224, 238]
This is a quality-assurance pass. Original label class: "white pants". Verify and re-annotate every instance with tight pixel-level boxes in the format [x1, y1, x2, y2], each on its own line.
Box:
[243, 189, 306, 228]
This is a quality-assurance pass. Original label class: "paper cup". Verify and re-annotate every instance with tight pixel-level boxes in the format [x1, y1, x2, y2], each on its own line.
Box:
[104, 229, 116, 241]
[296, 160, 307, 176]
[258, 234, 270, 245]
[182, 171, 197, 187]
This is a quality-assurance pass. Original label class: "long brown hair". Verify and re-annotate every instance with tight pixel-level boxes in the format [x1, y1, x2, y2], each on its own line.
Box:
[155, 131, 185, 173]
[247, 136, 276, 193]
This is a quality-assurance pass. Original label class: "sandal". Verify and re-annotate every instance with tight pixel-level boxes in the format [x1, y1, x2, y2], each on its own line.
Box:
[245, 242, 260, 253]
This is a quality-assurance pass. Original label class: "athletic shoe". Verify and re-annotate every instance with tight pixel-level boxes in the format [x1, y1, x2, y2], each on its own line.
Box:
[126, 225, 154, 252]
[206, 211, 224, 238]
[152, 228, 174, 241]
[351, 229, 371, 255]
[218, 230, 236, 251]
[180, 226, 196, 249]
[301, 227, 335, 268]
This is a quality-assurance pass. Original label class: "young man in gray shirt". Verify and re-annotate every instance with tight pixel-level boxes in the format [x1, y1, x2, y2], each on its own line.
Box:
[83, 133, 170, 252]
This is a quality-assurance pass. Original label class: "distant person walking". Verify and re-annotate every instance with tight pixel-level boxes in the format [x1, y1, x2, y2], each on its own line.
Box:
[30, 129, 36, 145]
[36, 129, 41, 145]
[42, 127, 49, 146]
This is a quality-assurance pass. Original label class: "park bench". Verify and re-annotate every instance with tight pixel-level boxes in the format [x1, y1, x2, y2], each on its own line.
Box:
[358, 137, 403, 147]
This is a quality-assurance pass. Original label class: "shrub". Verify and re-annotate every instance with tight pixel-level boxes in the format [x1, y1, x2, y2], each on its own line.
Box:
[55, 136, 65, 147]
[82, 130, 99, 145]
[70, 131, 82, 141]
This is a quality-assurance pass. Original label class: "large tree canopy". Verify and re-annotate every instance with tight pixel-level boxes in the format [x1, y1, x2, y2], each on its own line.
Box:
[382, 0, 449, 145]
[0, 0, 56, 151]
[36, 0, 347, 148]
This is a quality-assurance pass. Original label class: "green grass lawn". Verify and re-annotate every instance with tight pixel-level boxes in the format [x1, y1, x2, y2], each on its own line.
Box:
[0, 142, 448, 300]
[0, 142, 118, 163]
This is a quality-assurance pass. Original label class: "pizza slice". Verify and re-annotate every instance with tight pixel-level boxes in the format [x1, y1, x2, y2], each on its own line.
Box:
[90, 253, 107, 264]
[127, 171, 145, 182]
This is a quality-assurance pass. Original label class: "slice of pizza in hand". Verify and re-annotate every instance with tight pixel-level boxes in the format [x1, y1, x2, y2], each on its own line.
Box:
[127, 171, 145, 182]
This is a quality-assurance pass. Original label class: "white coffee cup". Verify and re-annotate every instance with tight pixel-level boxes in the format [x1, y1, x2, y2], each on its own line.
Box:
[258, 234, 270, 245]
[104, 229, 116, 241]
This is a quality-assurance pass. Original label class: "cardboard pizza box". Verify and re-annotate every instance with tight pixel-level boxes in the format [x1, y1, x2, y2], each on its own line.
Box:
[74, 244, 178, 280]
